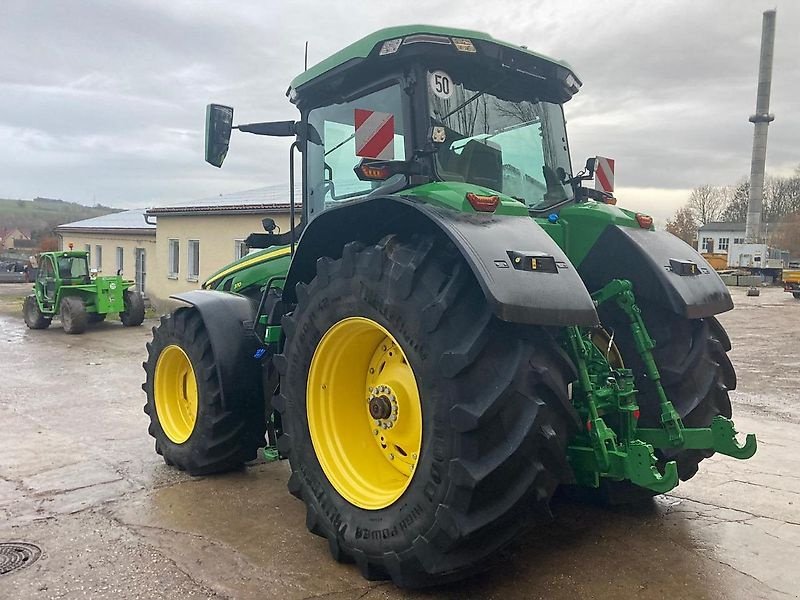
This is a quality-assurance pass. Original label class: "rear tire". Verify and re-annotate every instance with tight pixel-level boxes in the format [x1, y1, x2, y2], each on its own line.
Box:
[142, 307, 267, 475]
[599, 304, 735, 502]
[23, 295, 51, 330]
[121, 290, 145, 326]
[61, 296, 88, 334]
[275, 235, 575, 587]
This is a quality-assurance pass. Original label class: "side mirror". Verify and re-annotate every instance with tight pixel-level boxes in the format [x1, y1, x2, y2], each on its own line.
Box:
[584, 157, 596, 177]
[205, 104, 234, 168]
[262, 218, 278, 233]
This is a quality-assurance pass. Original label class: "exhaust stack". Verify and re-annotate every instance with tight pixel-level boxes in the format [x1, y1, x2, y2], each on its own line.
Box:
[745, 9, 777, 243]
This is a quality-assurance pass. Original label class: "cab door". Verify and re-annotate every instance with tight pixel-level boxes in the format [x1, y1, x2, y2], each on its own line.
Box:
[38, 256, 57, 305]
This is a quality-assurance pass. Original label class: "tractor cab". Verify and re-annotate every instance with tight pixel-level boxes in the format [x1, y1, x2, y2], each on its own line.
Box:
[37, 251, 90, 303]
[206, 26, 583, 223]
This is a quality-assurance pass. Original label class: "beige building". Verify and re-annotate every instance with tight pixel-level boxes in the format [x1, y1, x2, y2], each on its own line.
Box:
[145, 187, 295, 309]
[55, 210, 156, 294]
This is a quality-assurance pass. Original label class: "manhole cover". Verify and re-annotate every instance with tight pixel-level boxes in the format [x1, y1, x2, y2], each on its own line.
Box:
[0, 543, 42, 575]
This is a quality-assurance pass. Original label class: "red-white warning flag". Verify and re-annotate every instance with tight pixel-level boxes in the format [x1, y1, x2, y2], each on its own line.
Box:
[354, 109, 395, 160]
[594, 156, 615, 193]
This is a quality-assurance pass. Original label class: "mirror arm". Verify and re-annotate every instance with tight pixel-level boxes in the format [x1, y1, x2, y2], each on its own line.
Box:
[234, 121, 297, 136]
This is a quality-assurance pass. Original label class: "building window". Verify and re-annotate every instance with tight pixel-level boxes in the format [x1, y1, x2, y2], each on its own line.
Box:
[734, 238, 745, 245]
[168, 239, 179, 278]
[95, 245, 103, 271]
[234, 239, 248, 261]
[116, 247, 124, 273]
[188, 239, 200, 282]
[701, 237, 713, 252]
[718, 238, 729, 251]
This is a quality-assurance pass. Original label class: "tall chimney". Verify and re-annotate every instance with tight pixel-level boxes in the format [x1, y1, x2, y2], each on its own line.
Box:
[745, 9, 777, 243]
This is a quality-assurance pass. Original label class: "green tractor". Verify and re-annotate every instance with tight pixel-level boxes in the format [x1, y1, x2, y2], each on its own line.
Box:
[24, 250, 145, 334]
[142, 26, 756, 587]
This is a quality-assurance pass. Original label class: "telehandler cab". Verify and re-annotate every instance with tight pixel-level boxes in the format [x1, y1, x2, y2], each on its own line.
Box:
[24, 250, 145, 334]
[142, 25, 756, 587]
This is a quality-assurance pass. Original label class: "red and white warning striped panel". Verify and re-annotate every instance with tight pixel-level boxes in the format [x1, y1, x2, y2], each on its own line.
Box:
[594, 156, 615, 193]
[354, 109, 395, 160]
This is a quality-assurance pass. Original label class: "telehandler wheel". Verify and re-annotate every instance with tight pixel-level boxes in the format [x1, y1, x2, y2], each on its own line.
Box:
[121, 290, 145, 327]
[61, 296, 88, 334]
[599, 305, 735, 501]
[275, 235, 575, 588]
[793, 292, 800, 300]
[142, 307, 267, 475]
[23, 295, 51, 330]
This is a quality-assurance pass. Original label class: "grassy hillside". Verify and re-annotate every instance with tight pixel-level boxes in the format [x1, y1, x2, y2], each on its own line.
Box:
[0, 197, 122, 235]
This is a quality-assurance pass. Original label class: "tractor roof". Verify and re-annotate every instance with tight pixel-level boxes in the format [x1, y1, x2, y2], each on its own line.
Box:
[288, 25, 581, 102]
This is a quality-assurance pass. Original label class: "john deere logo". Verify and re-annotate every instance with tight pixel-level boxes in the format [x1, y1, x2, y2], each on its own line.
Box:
[110, 283, 117, 290]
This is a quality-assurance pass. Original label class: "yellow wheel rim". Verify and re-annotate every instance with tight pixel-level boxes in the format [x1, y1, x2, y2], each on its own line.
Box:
[307, 317, 422, 510]
[154, 344, 199, 444]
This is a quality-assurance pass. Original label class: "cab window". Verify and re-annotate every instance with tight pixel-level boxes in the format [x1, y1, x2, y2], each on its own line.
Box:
[306, 84, 408, 220]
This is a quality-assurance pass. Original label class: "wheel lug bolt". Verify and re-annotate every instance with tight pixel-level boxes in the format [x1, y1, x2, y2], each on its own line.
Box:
[389, 454, 394, 460]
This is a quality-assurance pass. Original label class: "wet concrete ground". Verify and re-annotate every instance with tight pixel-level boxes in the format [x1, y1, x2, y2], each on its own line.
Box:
[0, 283, 798, 599]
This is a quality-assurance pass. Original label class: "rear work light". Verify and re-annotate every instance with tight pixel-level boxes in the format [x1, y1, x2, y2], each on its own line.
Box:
[379, 38, 402, 55]
[466, 192, 500, 212]
[451, 38, 477, 52]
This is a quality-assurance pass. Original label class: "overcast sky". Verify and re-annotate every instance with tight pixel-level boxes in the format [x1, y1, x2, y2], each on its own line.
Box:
[2, 0, 798, 223]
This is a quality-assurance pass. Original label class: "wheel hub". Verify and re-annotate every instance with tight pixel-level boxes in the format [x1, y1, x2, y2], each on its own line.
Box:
[368, 393, 394, 421]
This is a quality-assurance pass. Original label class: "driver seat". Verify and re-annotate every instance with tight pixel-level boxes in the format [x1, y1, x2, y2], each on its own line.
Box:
[458, 140, 503, 192]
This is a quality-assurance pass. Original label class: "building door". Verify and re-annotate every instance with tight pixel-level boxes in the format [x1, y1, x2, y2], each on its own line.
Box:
[739, 254, 751, 268]
[135, 248, 146, 294]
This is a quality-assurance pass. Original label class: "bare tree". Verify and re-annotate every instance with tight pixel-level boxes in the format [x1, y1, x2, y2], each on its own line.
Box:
[688, 185, 727, 225]
[665, 205, 698, 245]
[720, 180, 749, 222]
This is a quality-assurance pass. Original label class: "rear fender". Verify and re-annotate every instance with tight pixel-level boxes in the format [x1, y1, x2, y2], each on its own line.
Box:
[578, 226, 733, 318]
[284, 196, 598, 327]
[171, 290, 264, 410]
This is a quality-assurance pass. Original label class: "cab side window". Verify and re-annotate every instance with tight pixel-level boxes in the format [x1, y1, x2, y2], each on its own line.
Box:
[306, 84, 407, 220]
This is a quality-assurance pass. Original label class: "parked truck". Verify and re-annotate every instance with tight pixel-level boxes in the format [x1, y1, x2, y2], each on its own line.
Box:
[784, 268, 800, 299]
[141, 26, 756, 587]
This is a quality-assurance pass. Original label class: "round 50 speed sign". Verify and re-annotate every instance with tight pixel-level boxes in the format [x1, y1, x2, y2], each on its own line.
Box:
[428, 70, 453, 99]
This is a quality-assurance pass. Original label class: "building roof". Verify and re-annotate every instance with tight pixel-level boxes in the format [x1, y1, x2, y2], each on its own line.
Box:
[147, 185, 301, 216]
[698, 221, 776, 233]
[55, 209, 155, 235]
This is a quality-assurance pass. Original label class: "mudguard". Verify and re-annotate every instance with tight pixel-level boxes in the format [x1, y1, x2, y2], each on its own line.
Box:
[284, 196, 599, 327]
[171, 290, 264, 409]
[578, 226, 733, 319]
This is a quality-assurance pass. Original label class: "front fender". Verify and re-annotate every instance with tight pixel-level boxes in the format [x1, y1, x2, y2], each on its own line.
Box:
[171, 290, 263, 410]
[284, 196, 598, 327]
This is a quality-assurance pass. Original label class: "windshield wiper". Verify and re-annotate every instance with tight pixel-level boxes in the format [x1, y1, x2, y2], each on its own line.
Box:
[438, 74, 508, 121]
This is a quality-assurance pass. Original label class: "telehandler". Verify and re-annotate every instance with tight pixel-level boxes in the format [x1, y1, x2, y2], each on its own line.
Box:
[24, 250, 144, 334]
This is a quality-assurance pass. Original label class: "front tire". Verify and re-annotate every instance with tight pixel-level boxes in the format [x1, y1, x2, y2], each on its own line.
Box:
[142, 307, 266, 475]
[793, 292, 800, 300]
[275, 235, 575, 587]
[23, 295, 51, 330]
[61, 296, 88, 334]
[121, 290, 145, 326]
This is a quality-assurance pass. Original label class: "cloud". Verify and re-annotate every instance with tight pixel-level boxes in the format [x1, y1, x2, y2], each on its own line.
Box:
[1, 0, 798, 217]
